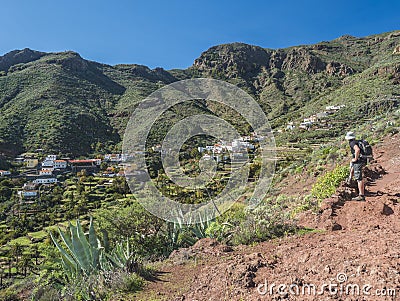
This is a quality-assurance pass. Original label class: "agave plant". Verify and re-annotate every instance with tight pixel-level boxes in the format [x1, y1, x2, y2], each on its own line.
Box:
[165, 210, 217, 250]
[106, 240, 139, 273]
[50, 217, 107, 280]
[190, 212, 214, 239]
[50, 217, 138, 281]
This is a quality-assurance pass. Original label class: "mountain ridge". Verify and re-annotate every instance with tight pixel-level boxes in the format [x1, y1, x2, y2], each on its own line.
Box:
[0, 30, 399, 156]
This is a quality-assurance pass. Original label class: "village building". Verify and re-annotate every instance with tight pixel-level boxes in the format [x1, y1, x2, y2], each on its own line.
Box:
[299, 121, 313, 130]
[39, 169, 53, 176]
[0, 170, 11, 176]
[46, 155, 57, 161]
[286, 122, 296, 131]
[18, 190, 38, 198]
[102, 166, 116, 177]
[54, 160, 67, 169]
[326, 105, 345, 111]
[70, 159, 101, 173]
[25, 158, 39, 168]
[42, 159, 54, 167]
[33, 177, 57, 184]
[104, 154, 129, 162]
[23, 182, 38, 190]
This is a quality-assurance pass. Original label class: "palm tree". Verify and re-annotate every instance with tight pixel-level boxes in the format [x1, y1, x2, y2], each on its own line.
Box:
[30, 244, 40, 266]
[7, 256, 12, 278]
[10, 244, 21, 275]
[20, 253, 33, 277]
[0, 267, 4, 286]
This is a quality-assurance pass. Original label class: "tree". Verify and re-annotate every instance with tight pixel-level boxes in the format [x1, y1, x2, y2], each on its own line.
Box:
[111, 177, 129, 197]
[20, 253, 33, 277]
[30, 244, 40, 266]
[11, 243, 23, 275]
[0, 267, 4, 286]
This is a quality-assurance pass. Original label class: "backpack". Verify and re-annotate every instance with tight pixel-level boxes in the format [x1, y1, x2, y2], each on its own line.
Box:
[358, 139, 373, 162]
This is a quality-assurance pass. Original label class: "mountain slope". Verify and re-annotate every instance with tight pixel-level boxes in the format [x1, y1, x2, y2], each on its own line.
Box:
[0, 30, 399, 155]
[132, 133, 400, 301]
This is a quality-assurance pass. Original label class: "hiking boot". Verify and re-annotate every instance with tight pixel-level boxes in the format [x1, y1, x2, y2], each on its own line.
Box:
[352, 195, 365, 201]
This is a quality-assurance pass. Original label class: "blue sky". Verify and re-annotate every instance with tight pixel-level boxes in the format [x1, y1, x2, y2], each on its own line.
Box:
[0, 0, 399, 69]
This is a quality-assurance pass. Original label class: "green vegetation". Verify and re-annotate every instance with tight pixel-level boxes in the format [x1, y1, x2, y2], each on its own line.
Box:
[311, 165, 350, 201]
[0, 30, 399, 300]
[49, 218, 145, 300]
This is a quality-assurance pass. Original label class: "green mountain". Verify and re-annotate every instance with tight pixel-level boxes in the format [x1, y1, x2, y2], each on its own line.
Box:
[0, 30, 399, 156]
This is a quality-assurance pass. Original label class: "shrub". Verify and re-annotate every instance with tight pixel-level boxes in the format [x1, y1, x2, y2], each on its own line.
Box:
[227, 198, 296, 245]
[311, 165, 349, 201]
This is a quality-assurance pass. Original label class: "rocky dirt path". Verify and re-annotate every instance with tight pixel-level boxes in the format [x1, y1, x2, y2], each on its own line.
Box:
[132, 134, 400, 301]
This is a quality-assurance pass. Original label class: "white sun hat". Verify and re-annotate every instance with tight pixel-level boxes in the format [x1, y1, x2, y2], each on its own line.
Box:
[345, 131, 356, 140]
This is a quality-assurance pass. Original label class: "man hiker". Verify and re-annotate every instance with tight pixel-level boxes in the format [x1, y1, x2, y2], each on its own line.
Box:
[345, 131, 366, 201]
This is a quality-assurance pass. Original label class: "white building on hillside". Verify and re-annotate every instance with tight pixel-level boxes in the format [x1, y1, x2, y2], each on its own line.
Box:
[33, 178, 57, 184]
[54, 160, 67, 169]
[46, 155, 57, 161]
[39, 169, 53, 176]
[0, 170, 11, 176]
[18, 190, 38, 198]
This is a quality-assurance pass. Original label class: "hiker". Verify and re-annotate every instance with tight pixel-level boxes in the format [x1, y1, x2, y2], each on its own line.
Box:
[345, 131, 366, 201]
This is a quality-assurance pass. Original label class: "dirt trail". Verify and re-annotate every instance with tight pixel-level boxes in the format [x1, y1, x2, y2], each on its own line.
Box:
[133, 134, 400, 301]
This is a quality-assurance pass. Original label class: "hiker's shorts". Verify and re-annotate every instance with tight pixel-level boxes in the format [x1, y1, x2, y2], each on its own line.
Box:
[353, 162, 365, 181]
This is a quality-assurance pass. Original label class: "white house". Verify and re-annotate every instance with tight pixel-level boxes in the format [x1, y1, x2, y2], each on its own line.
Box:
[42, 160, 54, 167]
[225, 145, 233, 152]
[232, 140, 254, 152]
[18, 190, 38, 198]
[23, 182, 37, 190]
[0, 170, 11, 176]
[41, 155, 58, 168]
[326, 105, 345, 111]
[202, 154, 212, 160]
[33, 178, 57, 184]
[151, 145, 162, 153]
[286, 122, 296, 131]
[300, 121, 313, 129]
[316, 112, 329, 119]
[39, 169, 53, 176]
[304, 116, 317, 123]
[46, 155, 57, 161]
[54, 160, 67, 169]
[105, 154, 122, 162]
[212, 144, 225, 154]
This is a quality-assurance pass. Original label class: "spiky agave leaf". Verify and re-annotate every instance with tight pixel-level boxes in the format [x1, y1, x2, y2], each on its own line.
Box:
[88, 217, 101, 269]
[50, 231, 78, 279]
[68, 220, 92, 276]
[76, 218, 93, 270]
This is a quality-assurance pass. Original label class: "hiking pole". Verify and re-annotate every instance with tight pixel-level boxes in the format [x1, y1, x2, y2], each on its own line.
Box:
[347, 162, 354, 184]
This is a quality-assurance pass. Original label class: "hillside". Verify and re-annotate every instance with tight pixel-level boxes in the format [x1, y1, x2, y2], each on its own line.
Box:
[132, 133, 400, 301]
[0, 31, 399, 155]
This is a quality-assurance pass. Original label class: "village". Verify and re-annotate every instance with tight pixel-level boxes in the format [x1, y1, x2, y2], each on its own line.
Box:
[196, 133, 260, 163]
[285, 104, 346, 131]
[0, 104, 346, 202]
[187, 104, 347, 163]
[0, 104, 348, 201]
[0, 153, 130, 202]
